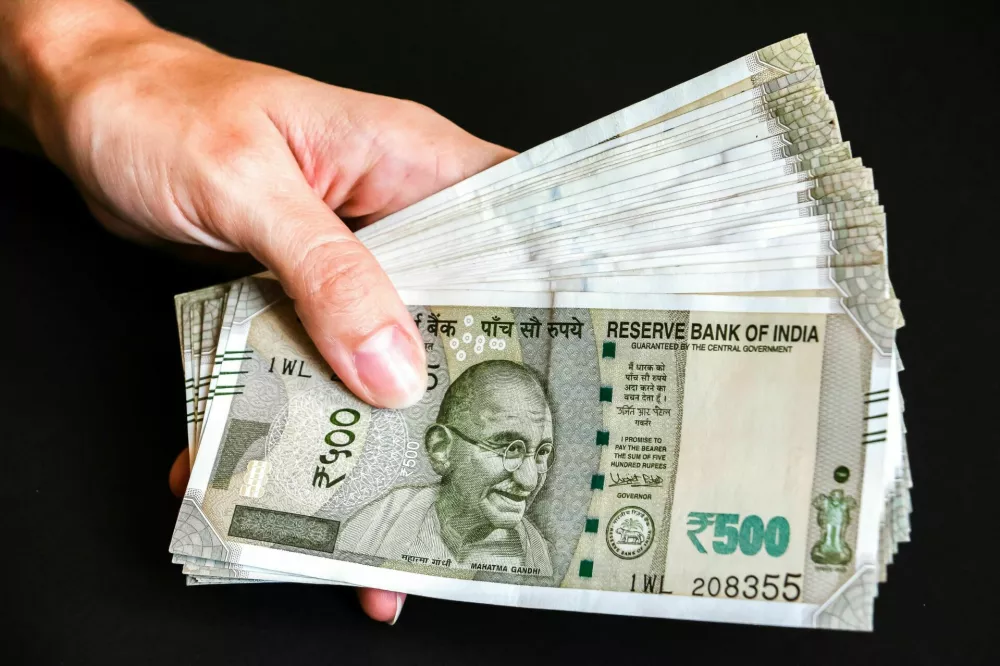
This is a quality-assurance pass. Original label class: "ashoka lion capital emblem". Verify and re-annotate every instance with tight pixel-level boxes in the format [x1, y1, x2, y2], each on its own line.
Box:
[810, 489, 858, 565]
[607, 506, 655, 560]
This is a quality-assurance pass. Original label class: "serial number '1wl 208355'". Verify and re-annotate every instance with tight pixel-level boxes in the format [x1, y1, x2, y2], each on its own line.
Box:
[692, 573, 802, 601]
[687, 512, 790, 556]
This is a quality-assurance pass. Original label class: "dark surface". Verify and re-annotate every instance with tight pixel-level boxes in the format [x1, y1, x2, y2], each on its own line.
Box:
[1, 3, 997, 664]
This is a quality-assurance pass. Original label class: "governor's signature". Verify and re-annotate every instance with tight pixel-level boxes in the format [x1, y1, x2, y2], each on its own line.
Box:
[608, 473, 664, 488]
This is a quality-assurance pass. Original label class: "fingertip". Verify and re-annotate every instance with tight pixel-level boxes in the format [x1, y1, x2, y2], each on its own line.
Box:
[351, 323, 427, 409]
[169, 449, 190, 498]
[357, 588, 406, 624]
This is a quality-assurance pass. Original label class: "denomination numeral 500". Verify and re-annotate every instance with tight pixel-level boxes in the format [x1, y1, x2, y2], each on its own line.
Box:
[687, 512, 790, 557]
[320, 408, 360, 464]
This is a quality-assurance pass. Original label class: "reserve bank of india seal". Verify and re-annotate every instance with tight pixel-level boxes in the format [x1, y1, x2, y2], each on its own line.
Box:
[606, 506, 654, 559]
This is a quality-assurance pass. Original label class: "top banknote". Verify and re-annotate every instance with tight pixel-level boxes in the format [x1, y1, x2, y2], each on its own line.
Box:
[172, 280, 899, 631]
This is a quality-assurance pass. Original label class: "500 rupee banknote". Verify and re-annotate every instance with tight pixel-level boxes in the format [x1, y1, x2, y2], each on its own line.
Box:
[172, 279, 898, 630]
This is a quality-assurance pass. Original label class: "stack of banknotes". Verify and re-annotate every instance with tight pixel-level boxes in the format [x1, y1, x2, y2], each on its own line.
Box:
[171, 34, 910, 631]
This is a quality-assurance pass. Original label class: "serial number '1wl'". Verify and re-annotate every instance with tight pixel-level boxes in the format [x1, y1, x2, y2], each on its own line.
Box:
[687, 512, 790, 556]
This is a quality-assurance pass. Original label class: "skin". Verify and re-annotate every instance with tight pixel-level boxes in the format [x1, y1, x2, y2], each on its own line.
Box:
[2, 0, 515, 623]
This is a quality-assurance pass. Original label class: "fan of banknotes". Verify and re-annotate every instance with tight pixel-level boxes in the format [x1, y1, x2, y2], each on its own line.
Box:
[171, 34, 909, 632]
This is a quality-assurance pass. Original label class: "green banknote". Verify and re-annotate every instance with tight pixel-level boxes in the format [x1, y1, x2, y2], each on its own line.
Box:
[171, 278, 899, 630]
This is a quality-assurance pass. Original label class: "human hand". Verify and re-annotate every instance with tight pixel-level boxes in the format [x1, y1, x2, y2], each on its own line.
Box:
[2, 0, 513, 624]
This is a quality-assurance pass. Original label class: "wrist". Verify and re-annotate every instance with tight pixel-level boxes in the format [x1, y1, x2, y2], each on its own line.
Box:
[0, 1, 159, 146]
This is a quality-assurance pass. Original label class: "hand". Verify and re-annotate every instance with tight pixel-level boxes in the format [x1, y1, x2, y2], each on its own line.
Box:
[2, 0, 513, 624]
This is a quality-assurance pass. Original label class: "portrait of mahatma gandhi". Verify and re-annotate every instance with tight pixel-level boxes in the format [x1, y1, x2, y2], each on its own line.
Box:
[337, 360, 555, 574]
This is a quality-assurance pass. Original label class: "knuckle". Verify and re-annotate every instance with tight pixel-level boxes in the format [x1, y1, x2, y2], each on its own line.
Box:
[396, 98, 434, 116]
[188, 121, 268, 181]
[374, 97, 441, 128]
[296, 238, 384, 315]
[396, 99, 447, 126]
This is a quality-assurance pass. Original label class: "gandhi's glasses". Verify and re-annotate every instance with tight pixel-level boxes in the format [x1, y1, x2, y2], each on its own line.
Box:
[443, 424, 553, 473]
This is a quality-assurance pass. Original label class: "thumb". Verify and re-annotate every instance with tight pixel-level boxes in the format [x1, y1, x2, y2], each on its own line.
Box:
[230, 175, 427, 409]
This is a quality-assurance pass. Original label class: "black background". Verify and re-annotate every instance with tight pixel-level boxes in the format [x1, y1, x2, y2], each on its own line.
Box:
[1, 2, 997, 664]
